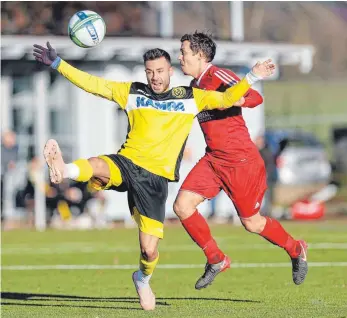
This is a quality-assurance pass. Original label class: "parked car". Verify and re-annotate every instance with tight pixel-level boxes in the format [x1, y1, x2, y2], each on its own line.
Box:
[265, 129, 332, 185]
[333, 127, 347, 173]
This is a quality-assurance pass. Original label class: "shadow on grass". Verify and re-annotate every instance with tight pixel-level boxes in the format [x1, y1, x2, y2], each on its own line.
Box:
[1, 302, 143, 311]
[1, 292, 260, 308]
[1, 292, 166, 307]
[1, 292, 261, 307]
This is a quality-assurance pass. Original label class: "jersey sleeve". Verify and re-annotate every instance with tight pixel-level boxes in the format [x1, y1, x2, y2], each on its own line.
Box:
[213, 68, 241, 87]
[214, 68, 263, 108]
[243, 88, 263, 108]
[193, 77, 251, 112]
[57, 60, 131, 109]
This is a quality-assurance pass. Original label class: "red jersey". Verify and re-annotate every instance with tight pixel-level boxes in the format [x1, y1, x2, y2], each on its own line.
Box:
[191, 64, 263, 166]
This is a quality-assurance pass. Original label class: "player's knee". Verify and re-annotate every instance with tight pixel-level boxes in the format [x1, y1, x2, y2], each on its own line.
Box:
[241, 217, 264, 234]
[173, 191, 203, 220]
[88, 157, 108, 175]
[173, 199, 195, 220]
[141, 247, 158, 262]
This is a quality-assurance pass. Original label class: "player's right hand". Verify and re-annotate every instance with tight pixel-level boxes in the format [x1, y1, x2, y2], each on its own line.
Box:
[252, 59, 276, 79]
[33, 42, 58, 66]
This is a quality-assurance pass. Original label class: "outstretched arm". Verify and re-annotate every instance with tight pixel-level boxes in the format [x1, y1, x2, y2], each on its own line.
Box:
[194, 59, 275, 112]
[213, 69, 263, 108]
[33, 42, 130, 108]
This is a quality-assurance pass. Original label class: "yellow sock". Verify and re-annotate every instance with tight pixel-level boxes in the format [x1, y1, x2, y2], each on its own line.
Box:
[140, 253, 159, 276]
[73, 159, 93, 182]
[87, 178, 105, 192]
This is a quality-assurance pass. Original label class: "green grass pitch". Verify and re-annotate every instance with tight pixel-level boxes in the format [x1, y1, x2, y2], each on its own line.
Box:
[2, 220, 347, 317]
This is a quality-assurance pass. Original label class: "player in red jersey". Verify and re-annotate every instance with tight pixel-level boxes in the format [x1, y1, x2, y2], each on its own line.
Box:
[174, 32, 308, 289]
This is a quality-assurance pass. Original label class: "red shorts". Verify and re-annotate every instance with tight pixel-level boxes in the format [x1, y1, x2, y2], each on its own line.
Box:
[180, 155, 268, 218]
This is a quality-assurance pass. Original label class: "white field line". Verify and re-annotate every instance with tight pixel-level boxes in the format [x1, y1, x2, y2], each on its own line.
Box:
[1, 243, 347, 255]
[2, 262, 347, 271]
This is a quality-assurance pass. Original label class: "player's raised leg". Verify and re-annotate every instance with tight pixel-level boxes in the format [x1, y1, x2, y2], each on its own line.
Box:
[132, 230, 159, 311]
[43, 139, 122, 188]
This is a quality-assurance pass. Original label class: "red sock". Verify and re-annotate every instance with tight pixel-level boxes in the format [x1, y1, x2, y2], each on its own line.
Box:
[181, 210, 225, 264]
[260, 217, 301, 258]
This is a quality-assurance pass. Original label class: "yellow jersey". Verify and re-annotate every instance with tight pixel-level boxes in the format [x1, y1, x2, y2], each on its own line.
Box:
[56, 60, 251, 181]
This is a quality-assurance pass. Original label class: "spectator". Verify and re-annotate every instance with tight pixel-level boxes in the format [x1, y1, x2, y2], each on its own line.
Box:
[1, 130, 19, 220]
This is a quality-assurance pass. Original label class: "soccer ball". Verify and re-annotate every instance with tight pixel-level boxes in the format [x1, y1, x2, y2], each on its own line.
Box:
[68, 10, 106, 48]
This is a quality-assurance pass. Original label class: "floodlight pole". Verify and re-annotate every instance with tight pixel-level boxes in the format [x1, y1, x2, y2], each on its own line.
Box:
[231, 1, 244, 41]
[34, 71, 49, 231]
[159, 1, 173, 37]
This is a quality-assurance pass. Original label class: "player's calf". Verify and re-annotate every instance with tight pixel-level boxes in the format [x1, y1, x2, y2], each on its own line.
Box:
[133, 233, 159, 310]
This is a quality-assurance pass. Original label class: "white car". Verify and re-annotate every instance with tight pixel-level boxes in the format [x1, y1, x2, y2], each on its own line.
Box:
[265, 129, 332, 185]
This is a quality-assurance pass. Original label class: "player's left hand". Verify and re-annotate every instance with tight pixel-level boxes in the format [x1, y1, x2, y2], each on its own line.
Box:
[33, 42, 58, 66]
[252, 59, 276, 79]
[233, 97, 245, 106]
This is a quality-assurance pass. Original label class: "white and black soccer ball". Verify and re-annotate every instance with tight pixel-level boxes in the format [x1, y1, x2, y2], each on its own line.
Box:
[68, 10, 106, 48]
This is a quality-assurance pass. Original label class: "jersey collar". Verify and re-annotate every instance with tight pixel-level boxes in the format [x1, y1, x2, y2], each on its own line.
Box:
[196, 63, 213, 86]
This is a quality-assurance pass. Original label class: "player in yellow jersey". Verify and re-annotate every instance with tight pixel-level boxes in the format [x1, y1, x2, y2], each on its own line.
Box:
[33, 42, 275, 311]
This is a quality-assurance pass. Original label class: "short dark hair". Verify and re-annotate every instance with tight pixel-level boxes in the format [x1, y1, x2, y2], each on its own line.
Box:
[143, 48, 171, 64]
[180, 31, 217, 62]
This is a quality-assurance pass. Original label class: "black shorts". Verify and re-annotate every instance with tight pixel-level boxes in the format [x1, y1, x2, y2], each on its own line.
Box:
[99, 154, 168, 238]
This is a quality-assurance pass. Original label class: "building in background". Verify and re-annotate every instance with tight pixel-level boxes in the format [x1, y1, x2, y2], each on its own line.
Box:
[1, 1, 346, 229]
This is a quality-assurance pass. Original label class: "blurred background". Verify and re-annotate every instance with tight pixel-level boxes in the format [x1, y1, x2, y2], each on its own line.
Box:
[1, 1, 347, 231]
